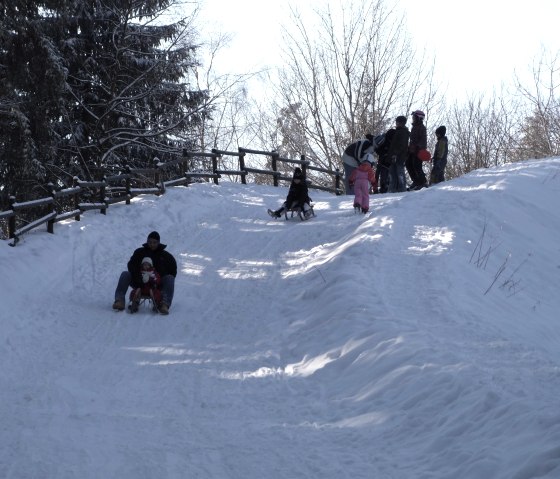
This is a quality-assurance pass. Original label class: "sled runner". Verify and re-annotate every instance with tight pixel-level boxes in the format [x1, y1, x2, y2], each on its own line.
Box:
[284, 204, 315, 221]
[128, 292, 160, 314]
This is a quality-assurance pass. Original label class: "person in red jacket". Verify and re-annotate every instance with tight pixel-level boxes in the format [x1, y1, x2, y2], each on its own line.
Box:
[128, 257, 161, 313]
[349, 153, 378, 213]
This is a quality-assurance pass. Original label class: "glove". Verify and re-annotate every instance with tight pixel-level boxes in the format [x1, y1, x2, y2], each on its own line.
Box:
[142, 271, 150, 283]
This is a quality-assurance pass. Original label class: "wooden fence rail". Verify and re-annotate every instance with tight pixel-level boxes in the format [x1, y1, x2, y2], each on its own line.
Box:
[1, 148, 342, 246]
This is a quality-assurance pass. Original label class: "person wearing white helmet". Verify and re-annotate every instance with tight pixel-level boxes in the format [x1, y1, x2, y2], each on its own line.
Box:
[407, 110, 428, 190]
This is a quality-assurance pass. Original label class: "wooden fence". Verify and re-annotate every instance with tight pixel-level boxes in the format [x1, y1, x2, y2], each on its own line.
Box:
[0, 148, 342, 246]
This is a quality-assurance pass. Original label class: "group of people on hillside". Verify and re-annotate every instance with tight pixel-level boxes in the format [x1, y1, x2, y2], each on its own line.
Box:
[267, 111, 449, 219]
[343, 111, 449, 211]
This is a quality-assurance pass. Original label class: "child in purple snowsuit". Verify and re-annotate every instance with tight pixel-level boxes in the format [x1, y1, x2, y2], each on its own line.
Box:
[349, 154, 378, 213]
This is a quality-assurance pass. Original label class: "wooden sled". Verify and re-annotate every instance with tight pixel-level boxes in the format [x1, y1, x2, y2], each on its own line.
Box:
[284, 204, 315, 221]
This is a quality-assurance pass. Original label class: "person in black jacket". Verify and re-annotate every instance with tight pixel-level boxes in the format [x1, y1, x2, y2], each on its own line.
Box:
[387, 116, 410, 193]
[268, 167, 312, 218]
[112, 231, 177, 314]
[374, 129, 396, 194]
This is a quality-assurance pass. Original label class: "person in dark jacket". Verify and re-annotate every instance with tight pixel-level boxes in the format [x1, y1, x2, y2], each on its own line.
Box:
[387, 116, 410, 193]
[407, 109, 428, 190]
[430, 125, 448, 184]
[112, 231, 177, 314]
[375, 128, 396, 194]
[342, 134, 375, 195]
[268, 167, 312, 218]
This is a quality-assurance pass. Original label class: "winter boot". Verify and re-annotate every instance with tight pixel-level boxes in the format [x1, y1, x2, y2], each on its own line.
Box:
[158, 303, 169, 315]
[112, 299, 125, 311]
[128, 300, 139, 313]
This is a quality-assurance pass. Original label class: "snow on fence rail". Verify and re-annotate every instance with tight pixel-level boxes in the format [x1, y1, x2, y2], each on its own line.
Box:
[1, 149, 342, 246]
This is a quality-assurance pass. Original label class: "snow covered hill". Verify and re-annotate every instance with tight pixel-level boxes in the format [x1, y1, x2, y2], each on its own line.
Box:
[2, 158, 560, 478]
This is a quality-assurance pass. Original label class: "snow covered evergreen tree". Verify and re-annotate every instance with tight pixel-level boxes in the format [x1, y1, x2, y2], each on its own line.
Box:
[0, 0, 208, 204]
[0, 1, 64, 205]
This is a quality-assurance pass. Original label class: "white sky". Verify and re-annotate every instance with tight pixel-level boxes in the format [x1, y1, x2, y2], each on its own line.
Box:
[198, 0, 560, 101]
[2, 157, 560, 477]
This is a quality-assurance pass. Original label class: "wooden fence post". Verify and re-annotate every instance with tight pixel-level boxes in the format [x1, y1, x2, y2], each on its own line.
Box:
[335, 168, 341, 195]
[301, 154, 307, 178]
[154, 158, 163, 194]
[73, 176, 81, 220]
[124, 165, 131, 205]
[238, 147, 247, 185]
[271, 151, 279, 187]
[47, 182, 55, 233]
[211, 151, 219, 185]
[8, 196, 16, 239]
[100, 177, 107, 215]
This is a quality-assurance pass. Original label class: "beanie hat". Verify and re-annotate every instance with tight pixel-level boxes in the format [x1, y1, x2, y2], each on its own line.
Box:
[141, 257, 153, 267]
[396, 115, 407, 125]
[411, 110, 425, 120]
[365, 133, 374, 142]
[147, 231, 160, 242]
[436, 125, 446, 136]
[293, 167, 303, 179]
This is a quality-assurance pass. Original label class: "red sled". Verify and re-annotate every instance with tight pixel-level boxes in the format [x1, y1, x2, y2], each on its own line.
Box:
[417, 149, 431, 161]
[416, 150, 432, 161]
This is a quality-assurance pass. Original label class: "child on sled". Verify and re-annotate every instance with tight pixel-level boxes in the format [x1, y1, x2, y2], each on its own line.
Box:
[129, 257, 161, 312]
[268, 167, 313, 219]
[349, 153, 378, 213]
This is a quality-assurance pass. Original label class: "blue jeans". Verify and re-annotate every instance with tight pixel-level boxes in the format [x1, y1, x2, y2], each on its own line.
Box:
[114, 271, 175, 306]
[343, 162, 356, 195]
[388, 160, 406, 192]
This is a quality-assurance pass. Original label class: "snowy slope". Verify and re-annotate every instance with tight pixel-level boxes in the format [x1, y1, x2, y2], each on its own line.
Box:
[1, 158, 560, 479]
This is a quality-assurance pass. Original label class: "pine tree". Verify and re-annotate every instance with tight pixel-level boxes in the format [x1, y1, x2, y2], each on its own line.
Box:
[0, 0, 208, 204]
[51, 0, 208, 177]
[0, 1, 65, 205]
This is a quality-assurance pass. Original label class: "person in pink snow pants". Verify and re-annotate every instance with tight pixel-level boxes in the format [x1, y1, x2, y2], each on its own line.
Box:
[349, 153, 378, 213]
